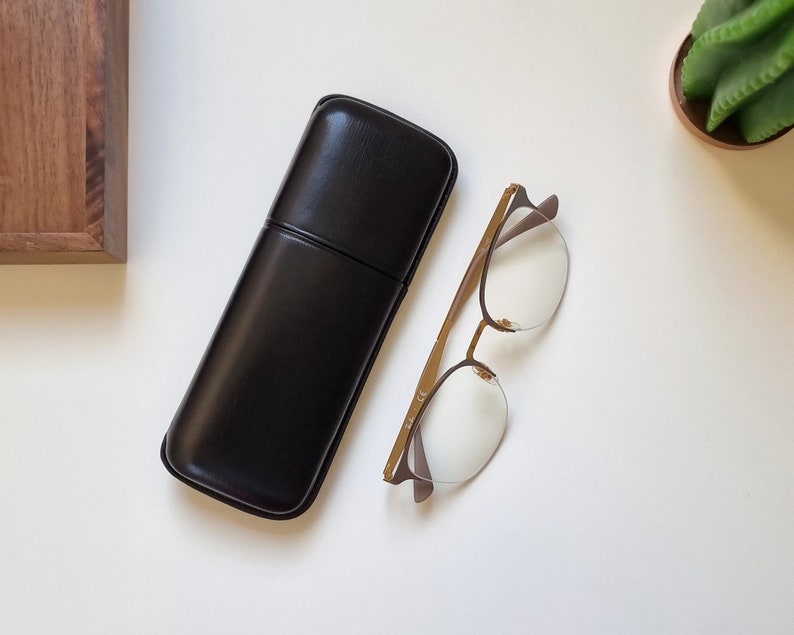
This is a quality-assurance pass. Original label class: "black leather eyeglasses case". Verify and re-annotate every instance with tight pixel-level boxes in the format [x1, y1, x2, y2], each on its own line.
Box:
[161, 95, 457, 519]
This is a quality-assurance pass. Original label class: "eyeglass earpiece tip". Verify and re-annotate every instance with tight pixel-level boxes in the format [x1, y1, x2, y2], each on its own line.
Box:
[538, 194, 559, 219]
[413, 479, 434, 503]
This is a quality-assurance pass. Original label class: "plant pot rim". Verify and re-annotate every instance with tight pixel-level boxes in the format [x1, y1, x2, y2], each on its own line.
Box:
[670, 35, 793, 150]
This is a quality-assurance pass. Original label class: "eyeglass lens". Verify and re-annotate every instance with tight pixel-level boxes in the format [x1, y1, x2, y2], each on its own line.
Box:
[483, 205, 569, 332]
[407, 363, 507, 483]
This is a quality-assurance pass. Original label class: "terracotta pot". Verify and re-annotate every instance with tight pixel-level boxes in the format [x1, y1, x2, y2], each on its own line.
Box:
[669, 35, 793, 150]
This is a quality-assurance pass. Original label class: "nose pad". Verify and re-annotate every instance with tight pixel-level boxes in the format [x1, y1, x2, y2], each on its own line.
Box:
[495, 317, 519, 331]
[473, 365, 497, 385]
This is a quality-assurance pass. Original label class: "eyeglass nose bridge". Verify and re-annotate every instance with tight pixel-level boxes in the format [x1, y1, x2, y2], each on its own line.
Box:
[465, 319, 487, 360]
[466, 318, 513, 372]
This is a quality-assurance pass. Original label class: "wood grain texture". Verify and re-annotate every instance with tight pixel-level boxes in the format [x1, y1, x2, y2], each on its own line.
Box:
[0, 0, 128, 263]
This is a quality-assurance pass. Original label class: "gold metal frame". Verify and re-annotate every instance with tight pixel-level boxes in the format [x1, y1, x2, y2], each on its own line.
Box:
[382, 183, 561, 500]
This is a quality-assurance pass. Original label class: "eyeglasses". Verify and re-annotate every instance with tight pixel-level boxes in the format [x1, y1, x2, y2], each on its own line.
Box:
[382, 183, 569, 502]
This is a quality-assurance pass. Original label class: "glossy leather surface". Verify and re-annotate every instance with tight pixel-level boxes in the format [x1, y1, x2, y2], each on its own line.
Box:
[161, 95, 456, 519]
[271, 96, 456, 283]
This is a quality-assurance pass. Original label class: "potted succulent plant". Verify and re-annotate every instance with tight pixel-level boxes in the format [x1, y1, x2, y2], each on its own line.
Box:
[670, 0, 794, 148]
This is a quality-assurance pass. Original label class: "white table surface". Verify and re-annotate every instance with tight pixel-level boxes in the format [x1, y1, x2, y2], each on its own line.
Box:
[2, 1, 792, 633]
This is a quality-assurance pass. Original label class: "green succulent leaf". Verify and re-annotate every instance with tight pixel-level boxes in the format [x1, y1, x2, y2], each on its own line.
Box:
[692, 0, 756, 39]
[682, 44, 745, 100]
[702, 0, 794, 44]
[682, 0, 794, 99]
[737, 67, 794, 140]
[707, 17, 794, 130]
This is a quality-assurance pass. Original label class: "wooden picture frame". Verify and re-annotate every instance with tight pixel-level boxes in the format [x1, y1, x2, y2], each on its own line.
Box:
[0, 0, 129, 264]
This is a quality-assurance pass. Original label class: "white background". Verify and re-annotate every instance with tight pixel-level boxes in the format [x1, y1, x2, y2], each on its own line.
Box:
[2, 1, 793, 633]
